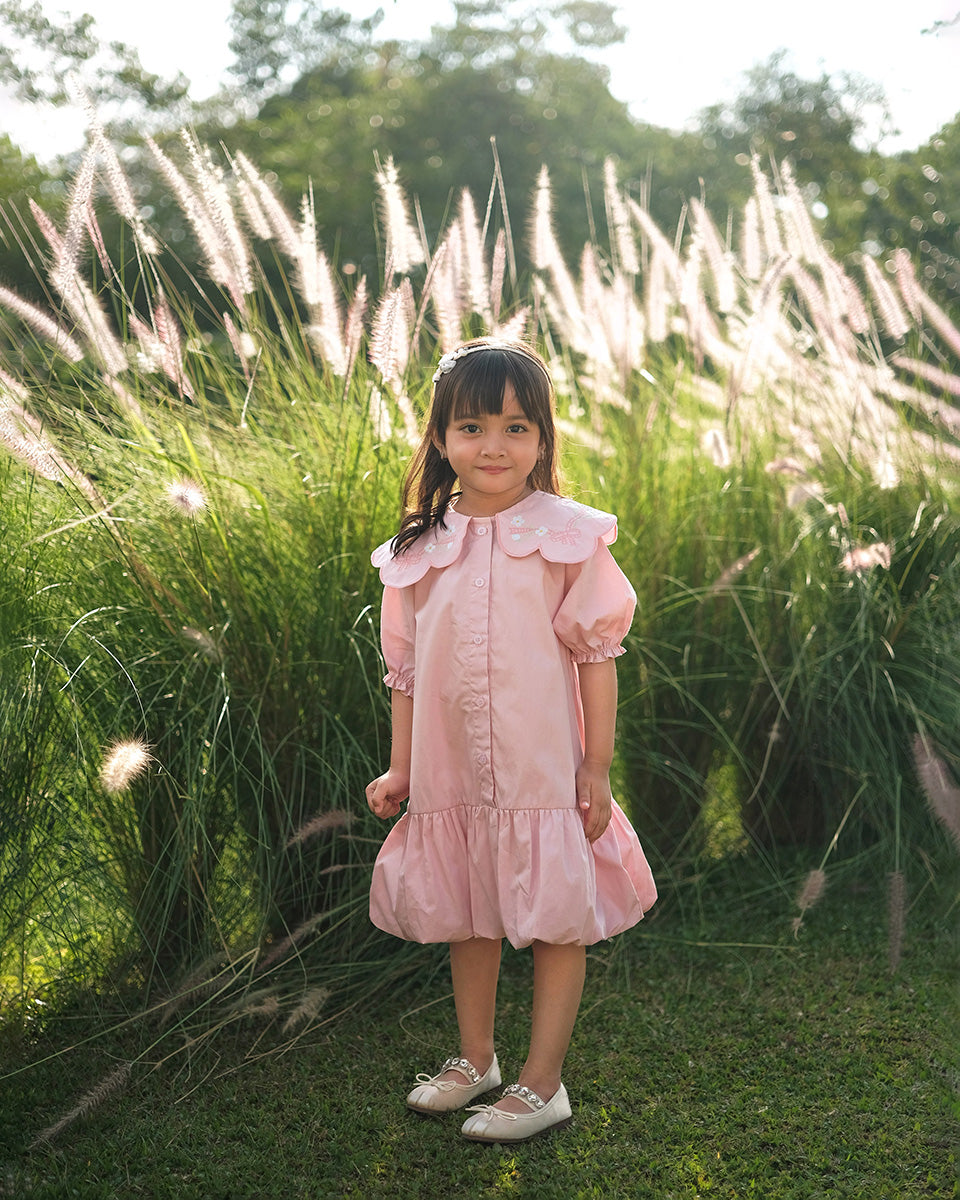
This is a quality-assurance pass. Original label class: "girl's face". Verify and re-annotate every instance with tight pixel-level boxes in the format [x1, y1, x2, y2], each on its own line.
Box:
[438, 380, 542, 517]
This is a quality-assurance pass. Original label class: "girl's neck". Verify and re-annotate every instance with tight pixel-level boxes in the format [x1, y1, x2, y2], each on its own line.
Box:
[453, 484, 535, 518]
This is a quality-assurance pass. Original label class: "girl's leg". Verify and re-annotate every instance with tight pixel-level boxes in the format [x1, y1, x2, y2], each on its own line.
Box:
[439, 937, 502, 1081]
[500, 940, 586, 1108]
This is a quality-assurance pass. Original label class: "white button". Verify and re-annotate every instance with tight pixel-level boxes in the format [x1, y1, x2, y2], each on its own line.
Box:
[476, 525, 488, 536]
[474, 696, 486, 707]
[473, 635, 484, 645]
[477, 754, 488, 765]
[474, 577, 485, 587]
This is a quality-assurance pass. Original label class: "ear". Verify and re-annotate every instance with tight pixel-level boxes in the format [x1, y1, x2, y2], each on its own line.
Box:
[431, 432, 447, 460]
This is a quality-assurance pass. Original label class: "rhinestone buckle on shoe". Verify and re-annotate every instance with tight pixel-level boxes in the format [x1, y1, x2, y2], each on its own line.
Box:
[501, 1083, 546, 1109]
[439, 1056, 481, 1084]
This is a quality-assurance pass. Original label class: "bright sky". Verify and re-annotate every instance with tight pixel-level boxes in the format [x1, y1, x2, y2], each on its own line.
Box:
[1, 0, 958, 162]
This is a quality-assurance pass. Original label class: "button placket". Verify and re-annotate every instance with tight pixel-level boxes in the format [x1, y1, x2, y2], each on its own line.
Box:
[463, 519, 495, 805]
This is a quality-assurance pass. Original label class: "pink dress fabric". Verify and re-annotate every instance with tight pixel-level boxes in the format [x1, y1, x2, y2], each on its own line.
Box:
[368, 490, 657, 949]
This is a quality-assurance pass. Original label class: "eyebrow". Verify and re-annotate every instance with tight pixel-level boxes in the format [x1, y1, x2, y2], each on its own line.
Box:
[453, 408, 530, 421]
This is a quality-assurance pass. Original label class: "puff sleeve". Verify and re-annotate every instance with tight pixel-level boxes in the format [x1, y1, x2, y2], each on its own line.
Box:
[553, 542, 636, 663]
[380, 584, 416, 696]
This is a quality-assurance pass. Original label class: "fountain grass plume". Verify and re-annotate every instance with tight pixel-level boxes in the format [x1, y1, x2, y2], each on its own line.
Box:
[223, 311, 257, 380]
[375, 155, 425, 277]
[0, 399, 101, 503]
[368, 279, 417, 439]
[30, 152, 128, 377]
[235, 171, 274, 242]
[890, 355, 960, 403]
[255, 912, 328, 975]
[297, 190, 348, 375]
[281, 985, 330, 1034]
[53, 145, 96, 299]
[490, 229, 506, 324]
[165, 477, 207, 517]
[232, 150, 300, 258]
[90, 133, 159, 259]
[427, 236, 462, 352]
[531, 164, 555, 273]
[531, 168, 591, 355]
[128, 295, 194, 398]
[29, 1061, 132, 1149]
[457, 187, 491, 321]
[644, 247, 670, 343]
[893, 248, 924, 320]
[99, 738, 153, 794]
[832, 258, 871, 335]
[234, 990, 281, 1018]
[627, 195, 684, 290]
[840, 542, 892, 573]
[0, 285, 85, 362]
[749, 154, 784, 260]
[912, 735, 960, 853]
[26, 196, 64, 259]
[794, 868, 827, 919]
[778, 159, 822, 266]
[741, 196, 763, 281]
[918, 287, 960, 362]
[604, 156, 639, 276]
[887, 870, 906, 973]
[691, 198, 736, 314]
[182, 132, 254, 307]
[861, 251, 910, 341]
[342, 276, 368, 390]
[706, 547, 762, 594]
[147, 136, 247, 310]
[285, 810, 354, 850]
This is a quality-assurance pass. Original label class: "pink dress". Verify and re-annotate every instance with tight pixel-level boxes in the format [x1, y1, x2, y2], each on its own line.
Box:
[368, 490, 657, 948]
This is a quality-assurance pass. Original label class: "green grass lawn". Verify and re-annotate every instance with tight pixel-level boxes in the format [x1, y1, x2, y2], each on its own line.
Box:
[1, 864, 957, 1200]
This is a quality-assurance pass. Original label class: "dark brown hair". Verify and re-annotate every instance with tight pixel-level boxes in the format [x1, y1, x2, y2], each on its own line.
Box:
[392, 338, 561, 556]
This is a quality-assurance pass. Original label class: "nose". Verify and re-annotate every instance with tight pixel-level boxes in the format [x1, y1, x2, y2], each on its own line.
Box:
[481, 432, 506, 457]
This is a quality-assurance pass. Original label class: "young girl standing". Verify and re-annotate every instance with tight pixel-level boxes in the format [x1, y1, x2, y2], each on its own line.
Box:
[365, 338, 657, 1143]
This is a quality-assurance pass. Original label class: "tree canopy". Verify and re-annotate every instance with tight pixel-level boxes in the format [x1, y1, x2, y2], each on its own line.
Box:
[0, 2, 957, 307]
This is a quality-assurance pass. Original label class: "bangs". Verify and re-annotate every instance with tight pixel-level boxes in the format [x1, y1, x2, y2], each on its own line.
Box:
[448, 351, 543, 424]
[449, 355, 509, 420]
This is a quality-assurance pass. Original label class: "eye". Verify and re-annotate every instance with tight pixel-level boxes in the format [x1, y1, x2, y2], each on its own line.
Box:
[458, 422, 481, 434]
[507, 423, 531, 434]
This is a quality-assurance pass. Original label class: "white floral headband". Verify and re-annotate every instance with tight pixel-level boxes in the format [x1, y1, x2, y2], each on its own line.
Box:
[432, 341, 516, 383]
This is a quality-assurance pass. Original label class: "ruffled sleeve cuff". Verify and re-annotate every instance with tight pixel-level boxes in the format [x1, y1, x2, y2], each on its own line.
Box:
[570, 642, 627, 664]
[383, 667, 415, 697]
[552, 540, 637, 661]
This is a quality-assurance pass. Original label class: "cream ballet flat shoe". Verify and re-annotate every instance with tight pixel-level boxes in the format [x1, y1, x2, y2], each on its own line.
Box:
[460, 1082, 572, 1142]
[406, 1054, 501, 1114]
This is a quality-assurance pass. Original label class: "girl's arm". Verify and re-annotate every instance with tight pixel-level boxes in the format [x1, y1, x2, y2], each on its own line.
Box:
[365, 689, 413, 818]
[576, 657, 618, 842]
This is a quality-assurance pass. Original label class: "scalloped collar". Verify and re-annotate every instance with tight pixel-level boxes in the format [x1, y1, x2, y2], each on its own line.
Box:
[372, 491, 618, 587]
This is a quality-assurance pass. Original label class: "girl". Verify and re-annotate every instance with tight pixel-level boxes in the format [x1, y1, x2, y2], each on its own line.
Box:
[365, 337, 657, 1143]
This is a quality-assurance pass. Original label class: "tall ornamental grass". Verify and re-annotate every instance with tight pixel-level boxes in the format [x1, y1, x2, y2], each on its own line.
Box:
[600, 404, 960, 866]
[0, 121, 958, 1130]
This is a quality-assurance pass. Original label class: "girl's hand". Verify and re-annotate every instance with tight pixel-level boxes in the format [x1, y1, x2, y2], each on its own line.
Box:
[576, 760, 613, 842]
[365, 769, 410, 819]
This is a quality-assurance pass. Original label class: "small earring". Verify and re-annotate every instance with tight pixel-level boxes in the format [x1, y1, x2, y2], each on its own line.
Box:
[439, 448, 447, 460]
